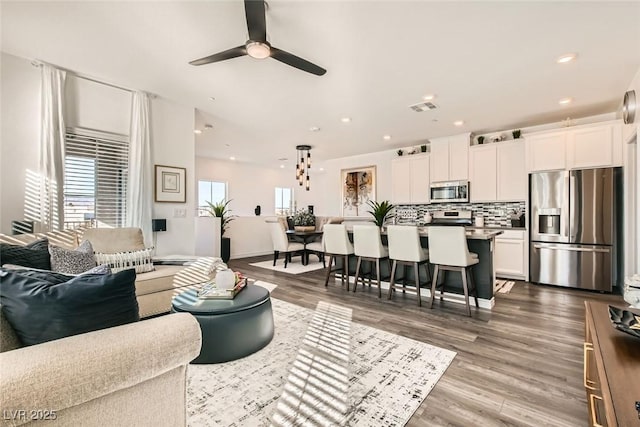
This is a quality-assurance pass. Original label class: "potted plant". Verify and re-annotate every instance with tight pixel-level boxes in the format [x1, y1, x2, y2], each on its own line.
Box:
[512, 129, 522, 139]
[420, 144, 427, 153]
[292, 209, 316, 232]
[397, 149, 403, 156]
[205, 199, 235, 262]
[367, 200, 394, 227]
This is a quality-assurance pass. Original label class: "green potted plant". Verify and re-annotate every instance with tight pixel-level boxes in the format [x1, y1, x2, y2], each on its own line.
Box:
[512, 129, 522, 139]
[292, 209, 316, 232]
[367, 200, 394, 227]
[205, 199, 235, 262]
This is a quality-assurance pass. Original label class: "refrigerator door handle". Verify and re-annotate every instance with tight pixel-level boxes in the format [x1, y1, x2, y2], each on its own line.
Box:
[532, 244, 610, 253]
[569, 172, 578, 242]
[562, 171, 570, 240]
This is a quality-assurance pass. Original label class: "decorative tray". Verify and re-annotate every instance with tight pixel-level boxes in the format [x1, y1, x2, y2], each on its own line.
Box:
[198, 278, 247, 300]
[608, 305, 640, 339]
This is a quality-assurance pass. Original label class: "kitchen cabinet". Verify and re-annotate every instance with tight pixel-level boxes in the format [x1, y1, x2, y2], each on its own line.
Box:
[469, 140, 526, 203]
[429, 133, 470, 182]
[526, 131, 566, 172]
[469, 144, 497, 202]
[497, 139, 526, 201]
[391, 154, 430, 204]
[494, 229, 526, 279]
[567, 124, 623, 169]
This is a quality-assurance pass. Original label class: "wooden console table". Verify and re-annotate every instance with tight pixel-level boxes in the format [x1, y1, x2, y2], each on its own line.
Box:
[584, 301, 640, 426]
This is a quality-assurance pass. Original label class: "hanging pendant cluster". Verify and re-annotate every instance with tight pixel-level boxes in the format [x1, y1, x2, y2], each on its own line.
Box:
[295, 145, 312, 191]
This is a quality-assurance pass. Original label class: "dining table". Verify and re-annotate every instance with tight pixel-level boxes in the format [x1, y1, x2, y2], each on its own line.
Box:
[286, 229, 323, 265]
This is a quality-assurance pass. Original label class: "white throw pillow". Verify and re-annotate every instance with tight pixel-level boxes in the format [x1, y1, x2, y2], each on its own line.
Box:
[94, 248, 155, 274]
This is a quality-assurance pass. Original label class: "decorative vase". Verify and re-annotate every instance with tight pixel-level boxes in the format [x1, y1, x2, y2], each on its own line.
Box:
[294, 225, 315, 232]
[221, 237, 231, 263]
[254, 205, 261, 216]
[215, 268, 236, 290]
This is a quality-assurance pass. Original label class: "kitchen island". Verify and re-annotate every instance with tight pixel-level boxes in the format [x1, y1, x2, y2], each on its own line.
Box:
[335, 227, 503, 309]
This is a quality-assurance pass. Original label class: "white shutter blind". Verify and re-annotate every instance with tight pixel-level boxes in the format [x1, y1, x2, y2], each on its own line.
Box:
[64, 128, 129, 228]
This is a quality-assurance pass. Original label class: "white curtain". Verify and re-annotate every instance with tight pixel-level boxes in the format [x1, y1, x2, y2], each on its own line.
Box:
[39, 64, 67, 231]
[126, 91, 153, 246]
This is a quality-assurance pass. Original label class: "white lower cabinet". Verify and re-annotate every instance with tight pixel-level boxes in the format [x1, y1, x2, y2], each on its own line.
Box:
[494, 230, 526, 279]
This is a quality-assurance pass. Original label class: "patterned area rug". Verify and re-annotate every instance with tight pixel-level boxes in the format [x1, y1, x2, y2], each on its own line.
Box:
[187, 298, 456, 426]
[249, 259, 326, 275]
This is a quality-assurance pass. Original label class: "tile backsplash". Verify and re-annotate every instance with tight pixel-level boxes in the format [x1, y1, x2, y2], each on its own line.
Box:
[394, 201, 526, 227]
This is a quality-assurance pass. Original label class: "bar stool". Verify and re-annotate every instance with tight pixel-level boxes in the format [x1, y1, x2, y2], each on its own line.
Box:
[352, 224, 389, 298]
[323, 224, 354, 289]
[428, 226, 479, 317]
[386, 225, 431, 306]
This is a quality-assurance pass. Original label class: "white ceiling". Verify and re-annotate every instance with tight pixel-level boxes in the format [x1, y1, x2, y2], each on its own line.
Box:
[2, 1, 640, 167]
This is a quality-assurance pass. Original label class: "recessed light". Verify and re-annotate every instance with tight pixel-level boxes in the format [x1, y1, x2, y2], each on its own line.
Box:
[341, 117, 352, 123]
[422, 94, 436, 101]
[193, 129, 202, 134]
[229, 156, 236, 160]
[319, 167, 325, 171]
[559, 97, 573, 105]
[453, 120, 464, 127]
[383, 135, 392, 140]
[309, 126, 321, 132]
[557, 53, 577, 64]
[280, 164, 285, 169]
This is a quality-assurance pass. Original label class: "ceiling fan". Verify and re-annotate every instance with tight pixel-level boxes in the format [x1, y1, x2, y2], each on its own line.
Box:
[189, 0, 326, 76]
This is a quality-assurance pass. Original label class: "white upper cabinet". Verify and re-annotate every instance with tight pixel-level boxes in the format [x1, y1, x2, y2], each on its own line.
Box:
[391, 154, 430, 204]
[497, 139, 526, 201]
[429, 133, 470, 182]
[566, 124, 623, 169]
[526, 131, 566, 172]
[469, 144, 497, 202]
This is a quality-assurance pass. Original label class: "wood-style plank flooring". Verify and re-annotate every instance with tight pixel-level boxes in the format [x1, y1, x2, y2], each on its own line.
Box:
[229, 255, 624, 427]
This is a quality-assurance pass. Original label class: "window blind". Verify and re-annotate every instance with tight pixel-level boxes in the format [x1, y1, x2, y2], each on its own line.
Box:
[64, 128, 129, 228]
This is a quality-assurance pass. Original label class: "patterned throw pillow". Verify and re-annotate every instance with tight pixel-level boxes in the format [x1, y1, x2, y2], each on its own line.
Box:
[49, 240, 97, 275]
[1, 263, 111, 276]
[94, 248, 155, 274]
[0, 238, 51, 270]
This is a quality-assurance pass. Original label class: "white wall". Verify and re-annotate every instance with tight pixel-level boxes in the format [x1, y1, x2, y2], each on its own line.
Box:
[623, 66, 640, 277]
[0, 52, 196, 256]
[151, 97, 196, 256]
[0, 53, 41, 234]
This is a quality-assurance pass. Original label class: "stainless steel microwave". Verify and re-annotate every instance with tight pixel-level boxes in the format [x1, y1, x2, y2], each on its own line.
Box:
[430, 180, 469, 203]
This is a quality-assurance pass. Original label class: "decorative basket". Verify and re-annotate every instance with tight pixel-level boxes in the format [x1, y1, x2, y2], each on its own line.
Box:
[294, 226, 316, 232]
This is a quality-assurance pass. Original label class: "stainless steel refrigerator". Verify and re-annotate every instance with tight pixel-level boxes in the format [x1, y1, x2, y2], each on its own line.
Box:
[529, 168, 619, 292]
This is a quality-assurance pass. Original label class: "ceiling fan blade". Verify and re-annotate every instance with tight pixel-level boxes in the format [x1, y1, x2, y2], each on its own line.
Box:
[270, 47, 326, 76]
[244, 0, 267, 42]
[189, 45, 248, 66]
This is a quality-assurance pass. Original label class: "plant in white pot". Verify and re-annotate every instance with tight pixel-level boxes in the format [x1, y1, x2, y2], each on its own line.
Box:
[292, 209, 316, 232]
[205, 199, 235, 262]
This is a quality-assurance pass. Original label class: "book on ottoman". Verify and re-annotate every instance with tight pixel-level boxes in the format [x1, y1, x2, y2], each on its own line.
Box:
[197, 278, 248, 300]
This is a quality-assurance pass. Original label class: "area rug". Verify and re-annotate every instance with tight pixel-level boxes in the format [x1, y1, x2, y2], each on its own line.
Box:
[249, 259, 326, 275]
[187, 298, 456, 426]
[495, 279, 516, 294]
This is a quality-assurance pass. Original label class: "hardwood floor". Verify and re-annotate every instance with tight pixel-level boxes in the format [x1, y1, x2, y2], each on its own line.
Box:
[229, 255, 624, 427]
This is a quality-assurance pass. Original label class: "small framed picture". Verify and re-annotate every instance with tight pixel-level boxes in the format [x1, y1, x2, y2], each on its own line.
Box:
[155, 165, 186, 203]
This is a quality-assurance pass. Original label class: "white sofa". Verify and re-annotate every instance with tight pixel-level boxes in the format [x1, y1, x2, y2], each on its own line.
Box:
[0, 227, 204, 318]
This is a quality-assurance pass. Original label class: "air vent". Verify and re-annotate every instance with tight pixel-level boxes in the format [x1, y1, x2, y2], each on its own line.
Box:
[409, 101, 437, 112]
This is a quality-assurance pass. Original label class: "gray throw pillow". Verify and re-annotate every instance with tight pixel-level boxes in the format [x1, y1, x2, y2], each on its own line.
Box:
[49, 240, 96, 274]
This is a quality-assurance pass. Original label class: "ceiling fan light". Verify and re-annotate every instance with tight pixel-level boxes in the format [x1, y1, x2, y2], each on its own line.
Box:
[246, 41, 271, 59]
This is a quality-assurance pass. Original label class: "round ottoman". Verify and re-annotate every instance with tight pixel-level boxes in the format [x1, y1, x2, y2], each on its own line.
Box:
[171, 284, 274, 364]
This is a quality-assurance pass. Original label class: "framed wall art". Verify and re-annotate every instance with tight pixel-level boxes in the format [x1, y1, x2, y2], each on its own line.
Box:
[155, 165, 186, 203]
[341, 165, 376, 217]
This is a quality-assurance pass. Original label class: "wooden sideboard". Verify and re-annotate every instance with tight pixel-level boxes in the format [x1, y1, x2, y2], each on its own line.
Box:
[584, 301, 640, 426]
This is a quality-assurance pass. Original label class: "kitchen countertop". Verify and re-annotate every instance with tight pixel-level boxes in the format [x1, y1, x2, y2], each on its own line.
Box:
[345, 225, 503, 240]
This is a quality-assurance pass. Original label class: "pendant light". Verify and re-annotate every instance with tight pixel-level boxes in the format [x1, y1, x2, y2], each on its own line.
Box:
[295, 145, 311, 191]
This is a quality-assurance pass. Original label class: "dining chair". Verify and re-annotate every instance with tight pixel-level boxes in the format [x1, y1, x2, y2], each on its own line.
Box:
[427, 226, 479, 316]
[386, 225, 431, 306]
[267, 221, 304, 268]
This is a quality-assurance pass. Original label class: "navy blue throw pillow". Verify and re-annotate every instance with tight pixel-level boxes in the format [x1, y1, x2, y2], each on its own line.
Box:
[0, 268, 139, 346]
[0, 238, 51, 270]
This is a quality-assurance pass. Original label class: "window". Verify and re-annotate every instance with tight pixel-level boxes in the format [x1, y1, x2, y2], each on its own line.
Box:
[198, 180, 227, 216]
[275, 187, 293, 215]
[64, 129, 129, 228]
